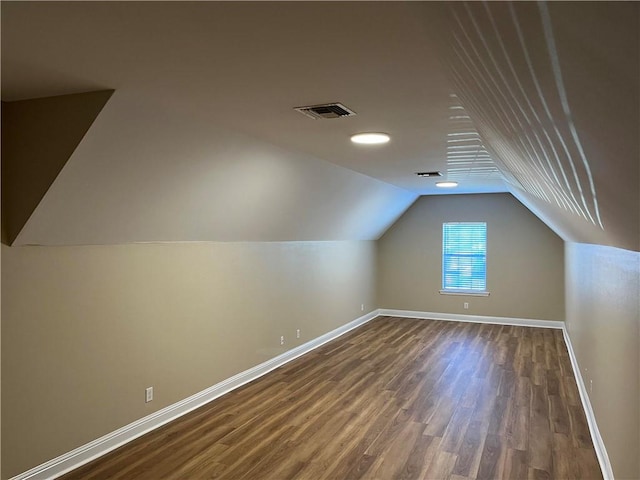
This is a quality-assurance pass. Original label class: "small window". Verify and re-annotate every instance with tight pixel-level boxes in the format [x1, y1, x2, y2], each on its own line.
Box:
[441, 222, 488, 295]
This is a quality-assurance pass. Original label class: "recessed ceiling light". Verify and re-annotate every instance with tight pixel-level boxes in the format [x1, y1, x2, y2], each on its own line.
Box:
[436, 181, 458, 188]
[350, 133, 390, 145]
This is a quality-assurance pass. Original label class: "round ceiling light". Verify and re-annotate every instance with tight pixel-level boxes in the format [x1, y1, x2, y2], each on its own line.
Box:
[436, 181, 458, 188]
[350, 132, 390, 145]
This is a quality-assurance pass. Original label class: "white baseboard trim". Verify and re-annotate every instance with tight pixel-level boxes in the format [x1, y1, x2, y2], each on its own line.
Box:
[377, 308, 565, 329]
[561, 327, 614, 480]
[11, 310, 379, 480]
[14, 309, 612, 480]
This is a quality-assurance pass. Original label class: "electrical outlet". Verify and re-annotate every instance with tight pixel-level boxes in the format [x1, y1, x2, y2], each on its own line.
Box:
[464, 302, 469, 309]
[145, 387, 153, 403]
[361, 304, 364, 311]
[590, 379, 593, 394]
[280, 336, 285, 346]
[296, 329, 300, 339]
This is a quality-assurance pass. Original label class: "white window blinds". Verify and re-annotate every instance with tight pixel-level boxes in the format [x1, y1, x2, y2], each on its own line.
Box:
[442, 222, 487, 292]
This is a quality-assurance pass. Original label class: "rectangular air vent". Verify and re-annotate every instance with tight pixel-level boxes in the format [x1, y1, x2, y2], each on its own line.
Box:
[416, 171, 442, 177]
[294, 103, 356, 120]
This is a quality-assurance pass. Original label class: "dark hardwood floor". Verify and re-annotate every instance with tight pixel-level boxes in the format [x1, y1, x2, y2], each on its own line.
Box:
[61, 317, 602, 480]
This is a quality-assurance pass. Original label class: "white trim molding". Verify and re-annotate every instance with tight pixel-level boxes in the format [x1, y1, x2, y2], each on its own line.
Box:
[561, 328, 614, 480]
[439, 290, 490, 297]
[11, 310, 378, 480]
[13, 308, 612, 480]
[378, 308, 564, 329]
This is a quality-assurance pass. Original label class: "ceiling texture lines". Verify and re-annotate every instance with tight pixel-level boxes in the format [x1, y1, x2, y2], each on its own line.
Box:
[497, 2, 585, 220]
[458, 5, 573, 212]
[484, 1, 585, 219]
[441, 1, 603, 227]
[445, 94, 502, 181]
[537, 1, 603, 229]
[504, 2, 592, 221]
[453, 6, 570, 211]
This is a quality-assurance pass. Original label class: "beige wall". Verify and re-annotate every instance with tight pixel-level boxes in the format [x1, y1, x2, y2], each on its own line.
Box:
[7, 192, 638, 480]
[1, 240, 376, 478]
[377, 193, 565, 321]
[565, 242, 640, 479]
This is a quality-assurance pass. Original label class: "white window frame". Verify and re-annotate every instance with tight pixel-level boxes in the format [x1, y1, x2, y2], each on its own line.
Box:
[439, 221, 490, 296]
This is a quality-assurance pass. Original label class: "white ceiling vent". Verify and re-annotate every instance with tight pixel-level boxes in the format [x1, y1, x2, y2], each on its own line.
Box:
[294, 103, 356, 120]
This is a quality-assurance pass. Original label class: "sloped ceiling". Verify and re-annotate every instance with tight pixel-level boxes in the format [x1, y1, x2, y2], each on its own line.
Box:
[427, 1, 639, 252]
[1, 90, 114, 244]
[11, 89, 417, 244]
[1, 2, 638, 250]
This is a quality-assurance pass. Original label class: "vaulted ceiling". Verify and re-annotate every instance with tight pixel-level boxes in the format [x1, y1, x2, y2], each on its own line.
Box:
[2, 2, 638, 251]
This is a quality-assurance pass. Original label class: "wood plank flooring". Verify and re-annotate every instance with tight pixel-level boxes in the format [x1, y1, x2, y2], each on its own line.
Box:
[61, 317, 603, 480]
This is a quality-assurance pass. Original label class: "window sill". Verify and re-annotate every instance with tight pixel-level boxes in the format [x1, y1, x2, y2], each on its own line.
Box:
[439, 290, 490, 297]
